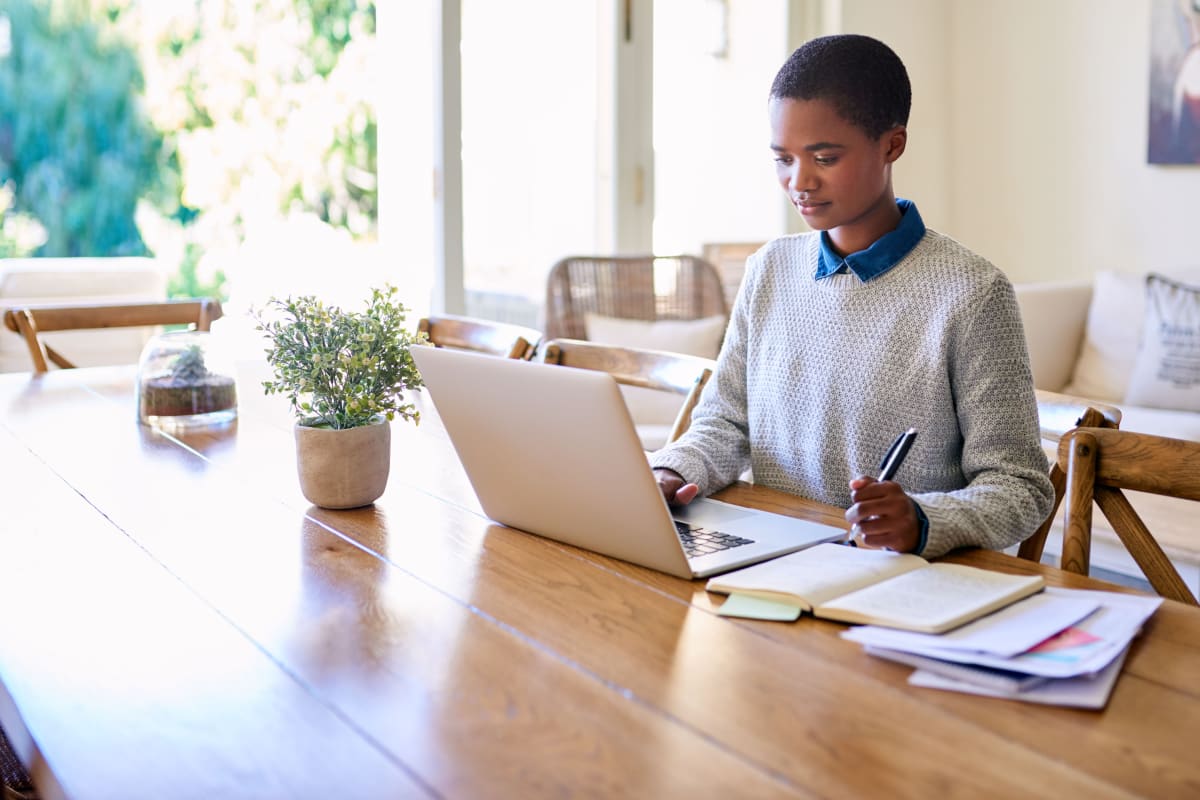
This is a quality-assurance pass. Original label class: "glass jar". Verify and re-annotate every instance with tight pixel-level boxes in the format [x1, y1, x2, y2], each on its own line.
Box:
[137, 330, 238, 430]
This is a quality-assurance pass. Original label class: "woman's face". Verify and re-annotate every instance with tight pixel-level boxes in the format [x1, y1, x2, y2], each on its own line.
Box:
[768, 96, 905, 254]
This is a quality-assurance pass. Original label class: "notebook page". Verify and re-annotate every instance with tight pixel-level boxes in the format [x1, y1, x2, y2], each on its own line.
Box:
[706, 543, 926, 609]
[815, 563, 1044, 633]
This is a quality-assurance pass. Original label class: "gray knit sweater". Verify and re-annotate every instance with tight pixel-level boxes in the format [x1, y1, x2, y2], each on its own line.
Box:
[649, 230, 1054, 558]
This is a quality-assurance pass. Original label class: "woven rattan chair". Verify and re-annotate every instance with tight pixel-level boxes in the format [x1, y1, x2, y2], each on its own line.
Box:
[543, 255, 728, 341]
[540, 338, 715, 445]
[2, 299, 223, 373]
[416, 314, 542, 360]
[1057, 426, 1200, 605]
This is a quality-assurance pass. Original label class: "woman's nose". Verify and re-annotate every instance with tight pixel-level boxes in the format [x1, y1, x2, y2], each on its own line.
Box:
[786, 161, 813, 194]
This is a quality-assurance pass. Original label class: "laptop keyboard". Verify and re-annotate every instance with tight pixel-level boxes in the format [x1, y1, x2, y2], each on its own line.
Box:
[674, 521, 755, 559]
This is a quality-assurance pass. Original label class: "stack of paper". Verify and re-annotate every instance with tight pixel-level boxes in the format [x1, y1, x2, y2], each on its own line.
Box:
[840, 588, 1162, 709]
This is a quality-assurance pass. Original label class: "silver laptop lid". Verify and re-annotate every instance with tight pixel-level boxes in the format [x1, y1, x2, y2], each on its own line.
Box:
[411, 346, 694, 578]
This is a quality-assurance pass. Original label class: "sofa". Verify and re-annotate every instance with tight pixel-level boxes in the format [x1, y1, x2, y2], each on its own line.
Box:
[0, 257, 167, 372]
[1014, 271, 1200, 599]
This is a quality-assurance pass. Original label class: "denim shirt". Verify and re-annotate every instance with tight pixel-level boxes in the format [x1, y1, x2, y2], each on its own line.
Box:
[816, 198, 926, 282]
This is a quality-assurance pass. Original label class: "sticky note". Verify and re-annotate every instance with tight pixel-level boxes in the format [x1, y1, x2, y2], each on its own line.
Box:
[717, 593, 802, 621]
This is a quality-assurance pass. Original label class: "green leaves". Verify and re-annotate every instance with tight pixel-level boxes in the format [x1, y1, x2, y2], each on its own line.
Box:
[0, 0, 175, 257]
[254, 285, 426, 430]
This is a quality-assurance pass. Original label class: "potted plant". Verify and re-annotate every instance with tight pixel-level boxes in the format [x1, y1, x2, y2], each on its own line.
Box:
[255, 285, 426, 509]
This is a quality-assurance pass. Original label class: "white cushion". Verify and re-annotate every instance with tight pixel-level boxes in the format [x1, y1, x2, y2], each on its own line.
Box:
[619, 387, 687, 428]
[0, 257, 164, 297]
[1118, 404, 1200, 442]
[1064, 271, 1145, 402]
[1012, 280, 1092, 392]
[634, 423, 674, 451]
[1065, 269, 1200, 402]
[1123, 274, 1200, 412]
[583, 313, 727, 359]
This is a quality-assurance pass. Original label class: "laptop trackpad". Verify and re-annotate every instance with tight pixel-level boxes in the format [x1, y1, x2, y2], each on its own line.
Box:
[671, 498, 756, 528]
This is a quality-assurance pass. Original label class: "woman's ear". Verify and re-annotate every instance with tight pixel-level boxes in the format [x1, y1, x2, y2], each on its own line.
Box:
[883, 126, 907, 163]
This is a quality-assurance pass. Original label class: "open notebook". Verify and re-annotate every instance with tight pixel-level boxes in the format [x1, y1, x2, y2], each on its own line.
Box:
[411, 346, 844, 578]
[707, 543, 1045, 633]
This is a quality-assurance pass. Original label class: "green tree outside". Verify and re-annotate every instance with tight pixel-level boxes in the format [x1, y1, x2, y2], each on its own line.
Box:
[133, 0, 377, 299]
[0, 0, 182, 258]
[0, 0, 377, 303]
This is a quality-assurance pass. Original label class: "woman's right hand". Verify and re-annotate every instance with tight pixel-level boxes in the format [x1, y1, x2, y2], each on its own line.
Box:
[653, 468, 700, 506]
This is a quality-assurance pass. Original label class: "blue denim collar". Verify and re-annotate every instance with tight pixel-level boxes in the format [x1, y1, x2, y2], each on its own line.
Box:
[816, 198, 926, 282]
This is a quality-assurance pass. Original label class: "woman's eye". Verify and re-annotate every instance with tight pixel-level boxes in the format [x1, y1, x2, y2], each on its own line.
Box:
[773, 155, 793, 165]
[815, 156, 838, 166]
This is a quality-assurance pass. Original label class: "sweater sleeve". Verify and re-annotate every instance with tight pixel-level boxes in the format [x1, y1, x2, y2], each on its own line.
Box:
[646, 252, 758, 494]
[911, 276, 1055, 558]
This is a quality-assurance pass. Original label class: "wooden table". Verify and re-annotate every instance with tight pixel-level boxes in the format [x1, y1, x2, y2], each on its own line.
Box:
[1, 364, 1198, 799]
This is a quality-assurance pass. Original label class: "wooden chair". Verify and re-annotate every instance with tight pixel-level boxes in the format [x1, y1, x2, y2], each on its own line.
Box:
[543, 255, 728, 341]
[1057, 426, 1200, 605]
[1017, 390, 1123, 564]
[2, 299, 223, 373]
[701, 241, 763, 309]
[416, 314, 542, 360]
[540, 338, 715, 445]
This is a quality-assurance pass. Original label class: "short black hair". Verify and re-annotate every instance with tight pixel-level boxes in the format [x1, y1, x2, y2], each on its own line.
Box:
[769, 35, 911, 140]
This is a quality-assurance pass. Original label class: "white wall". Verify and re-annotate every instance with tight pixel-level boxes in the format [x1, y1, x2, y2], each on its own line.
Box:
[946, 0, 1200, 283]
[839, 0, 953, 234]
[850, 0, 1199, 284]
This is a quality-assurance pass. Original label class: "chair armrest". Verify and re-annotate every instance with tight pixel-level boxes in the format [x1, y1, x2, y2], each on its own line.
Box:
[1035, 389, 1122, 442]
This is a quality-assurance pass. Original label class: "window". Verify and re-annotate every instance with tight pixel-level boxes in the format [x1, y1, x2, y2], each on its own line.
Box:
[459, 0, 603, 326]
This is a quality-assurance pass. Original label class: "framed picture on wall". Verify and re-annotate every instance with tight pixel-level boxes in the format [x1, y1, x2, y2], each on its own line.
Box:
[1149, 0, 1200, 164]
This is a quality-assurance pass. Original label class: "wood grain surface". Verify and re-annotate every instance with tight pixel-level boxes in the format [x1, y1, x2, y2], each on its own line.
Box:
[1, 364, 1198, 799]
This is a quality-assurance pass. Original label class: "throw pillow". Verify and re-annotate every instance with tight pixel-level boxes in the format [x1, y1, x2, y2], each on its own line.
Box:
[1124, 274, 1200, 412]
[1065, 269, 1200, 402]
[583, 313, 727, 359]
[1064, 271, 1145, 402]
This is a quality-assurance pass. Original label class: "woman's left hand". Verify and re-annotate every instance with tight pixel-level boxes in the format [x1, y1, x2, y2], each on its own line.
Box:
[845, 476, 920, 552]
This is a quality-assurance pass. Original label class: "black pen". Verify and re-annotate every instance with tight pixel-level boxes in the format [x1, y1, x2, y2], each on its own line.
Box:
[845, 428, 919, 545]
[878, 428, 918, 482]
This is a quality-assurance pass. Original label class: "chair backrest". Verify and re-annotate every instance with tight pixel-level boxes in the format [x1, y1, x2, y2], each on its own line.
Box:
[543, 255, 728, 341]
[1058, 426, 1200, 605]
[416, 314, 542, 360]
[539, 338, 715, 445]
[700, 241, 763, 310]
[2, 299, 224, 373]
[1017, 390, 1123, 564]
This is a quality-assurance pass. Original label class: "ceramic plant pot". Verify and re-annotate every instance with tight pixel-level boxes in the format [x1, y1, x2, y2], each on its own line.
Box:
[294, 417, 391, 509]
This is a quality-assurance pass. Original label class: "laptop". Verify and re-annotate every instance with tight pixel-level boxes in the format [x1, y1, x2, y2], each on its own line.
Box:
[410, 346, 845, 579]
